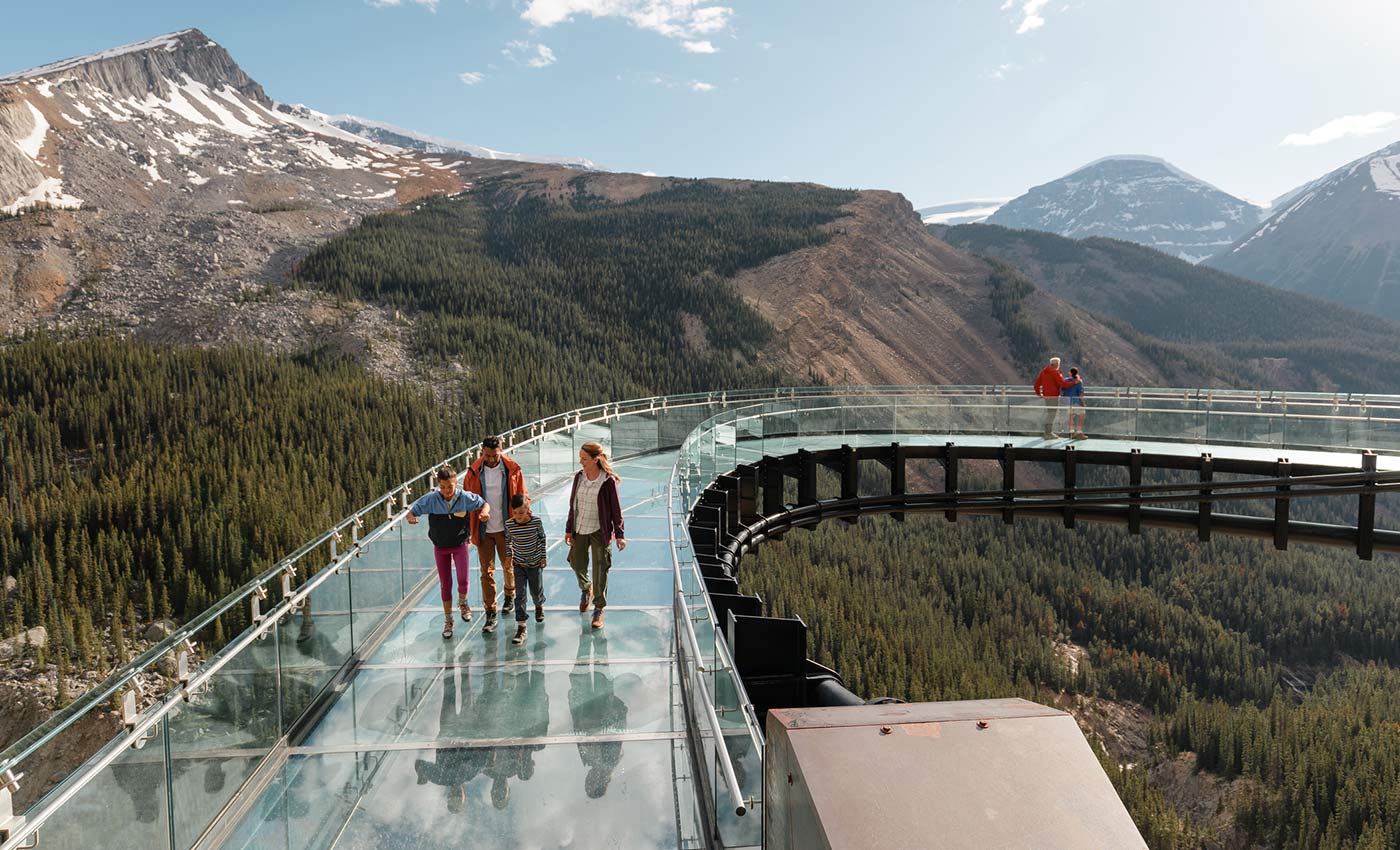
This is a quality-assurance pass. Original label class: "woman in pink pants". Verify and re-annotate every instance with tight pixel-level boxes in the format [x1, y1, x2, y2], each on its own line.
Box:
[408, 465, 490, 639]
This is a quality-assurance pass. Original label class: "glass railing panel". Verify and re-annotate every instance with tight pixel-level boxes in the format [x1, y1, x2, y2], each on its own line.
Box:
[1083, 392, 1136, 438]
[1008, 394, 1050, 435]
[278, 557, 352, 730]
[844, 396, 896, 436]
[795, 397, 843, 437]
[1204, 402, 1282, 448]
[166, 616, 283, 850]
[659, 403, 717, 451]
[613, 409, 661, 460]
[1357, 406, 1400, 453]
[714, 418, 738, 476]
[1135, 397, 1206, 442]
[574, 420, 612, 460]
[510, 437, 542, 495]
[541, 427, 576, 482]
[346, 520, 404, 652]
[714, 729, 764, 847]
[21, 719, 173, 850]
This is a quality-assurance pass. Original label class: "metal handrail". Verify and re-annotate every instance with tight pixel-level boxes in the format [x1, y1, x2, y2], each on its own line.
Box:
[668, 465, 749, 818]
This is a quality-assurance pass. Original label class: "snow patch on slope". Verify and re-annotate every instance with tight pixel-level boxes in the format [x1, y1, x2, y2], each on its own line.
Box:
[14, 101, 49, 159]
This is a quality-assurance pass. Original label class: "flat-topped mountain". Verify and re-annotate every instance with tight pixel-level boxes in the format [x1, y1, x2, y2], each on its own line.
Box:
[987, 155, 1262, 263]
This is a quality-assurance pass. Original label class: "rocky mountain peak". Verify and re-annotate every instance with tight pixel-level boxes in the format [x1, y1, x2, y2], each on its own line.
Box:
[987, 155, 1262, 263]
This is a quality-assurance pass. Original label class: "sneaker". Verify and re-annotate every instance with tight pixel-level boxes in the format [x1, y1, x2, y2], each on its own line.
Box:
[483, 610, 498, 635]
[512, 624, 527, 646]
[535, 604, 545, 623]
[591, 609, 605, 630]
[579, 589, 592, 612]
[1044, 431, 1060, 439]
[459, 599, 472, 622]
[442, 616, 454, 640]
[502, 594, 514, 616]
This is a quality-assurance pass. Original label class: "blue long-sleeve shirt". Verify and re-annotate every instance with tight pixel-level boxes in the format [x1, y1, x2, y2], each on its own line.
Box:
[409, 488, 485, 517]
[410, 488, 485, 548]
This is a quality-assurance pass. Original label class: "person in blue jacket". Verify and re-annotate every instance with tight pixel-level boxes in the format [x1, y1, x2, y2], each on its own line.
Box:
[1063, 367, 1087, 439]
[408, 464, 490, 639]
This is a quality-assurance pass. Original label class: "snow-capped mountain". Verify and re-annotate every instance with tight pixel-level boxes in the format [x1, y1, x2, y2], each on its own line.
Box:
[1207, 140, 1400, 321]
[0, 29, 467, 218]
[0, 28, 594, 342]
[917, 198, 1010, 226]
[986, 156, 1263, 263]
[327, 113, 600, 170]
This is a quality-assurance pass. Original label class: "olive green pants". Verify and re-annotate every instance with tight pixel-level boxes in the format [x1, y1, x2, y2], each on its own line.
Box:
[568, 531, 612, 609]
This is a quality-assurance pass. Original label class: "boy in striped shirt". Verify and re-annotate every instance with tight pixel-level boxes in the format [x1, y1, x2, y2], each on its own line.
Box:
[505, 494, 548, 645]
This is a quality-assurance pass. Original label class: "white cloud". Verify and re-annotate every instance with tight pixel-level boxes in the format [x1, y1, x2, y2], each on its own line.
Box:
[682, 39, 718, 53]
[641, 170, 658, 176]
[369, 0, 439, 10]
[757, 41, 772, 50]
[503, 40, 558, 68]
[1014, 0, 1049, 33]
[458, 71, 485, 85]
[991, 62, 1019, 79]
[1280, 112, 1399, 146]
[690, 80, 715, 92]
[520, 0, 734, 46]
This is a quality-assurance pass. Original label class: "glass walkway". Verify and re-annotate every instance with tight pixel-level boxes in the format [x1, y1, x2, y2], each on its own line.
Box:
[3, 387, 1398, 850]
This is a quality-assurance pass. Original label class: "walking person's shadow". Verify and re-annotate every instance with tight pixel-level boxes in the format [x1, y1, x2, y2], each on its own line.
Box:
[569, 621, 628, 799]
[413, 668, 493, 813]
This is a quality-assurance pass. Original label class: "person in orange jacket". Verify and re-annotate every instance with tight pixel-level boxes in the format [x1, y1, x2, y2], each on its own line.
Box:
[1032, 356, 1076, 439]
[463, 435, 529, 634]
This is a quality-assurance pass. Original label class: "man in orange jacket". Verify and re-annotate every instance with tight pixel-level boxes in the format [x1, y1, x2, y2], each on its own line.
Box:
[1033, 357, 1074, 439]
[464, 436, 529, 634]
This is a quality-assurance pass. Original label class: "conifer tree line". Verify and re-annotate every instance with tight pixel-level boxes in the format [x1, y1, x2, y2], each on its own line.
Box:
[746, 511, 1400, 850]
[294, 179, 855, 431]
[0, 335, 471, 680]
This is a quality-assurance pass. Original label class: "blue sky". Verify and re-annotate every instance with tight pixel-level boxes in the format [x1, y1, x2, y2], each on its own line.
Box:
[3, 0, 1398, 207]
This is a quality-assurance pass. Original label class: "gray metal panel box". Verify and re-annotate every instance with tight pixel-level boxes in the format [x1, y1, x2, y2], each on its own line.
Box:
[764, 699, 1148, 850]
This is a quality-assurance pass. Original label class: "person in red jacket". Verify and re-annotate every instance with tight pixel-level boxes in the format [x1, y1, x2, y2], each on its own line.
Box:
[463, 436, 529, 635]
[1032, 356, 1075, 438]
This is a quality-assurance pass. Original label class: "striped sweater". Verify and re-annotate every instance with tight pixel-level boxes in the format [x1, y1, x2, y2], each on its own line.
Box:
[504, 516, 547, 567]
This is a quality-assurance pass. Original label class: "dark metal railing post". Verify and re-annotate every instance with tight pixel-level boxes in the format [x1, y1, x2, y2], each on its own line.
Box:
[1128, 449, 1143, 535]
[1063, 446, 1077, 529]
[890, 443, 907, 523]
[944, 442, 959, 523]
[1359, 451, 1378, 560]
[1000, 443, 1015, 526]
[1274, 459, 1291, 551]
[1198, 453, 1213, 542]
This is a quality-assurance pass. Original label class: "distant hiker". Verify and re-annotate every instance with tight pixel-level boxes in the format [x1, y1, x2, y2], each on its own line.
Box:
[464, 435, 529, 636]
[408, 464, 490, 639]
[1033, 356, 1075, 439]
[1064, 367, 1087, 439]
[566, 441, 626, 630]
[505, 494, 548, 645]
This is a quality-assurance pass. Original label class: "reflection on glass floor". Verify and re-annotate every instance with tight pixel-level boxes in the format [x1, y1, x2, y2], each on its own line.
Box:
[214, 450, 706, 850]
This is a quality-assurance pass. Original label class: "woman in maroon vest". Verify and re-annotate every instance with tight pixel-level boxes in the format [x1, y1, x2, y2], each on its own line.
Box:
[565, 441, 626, 629]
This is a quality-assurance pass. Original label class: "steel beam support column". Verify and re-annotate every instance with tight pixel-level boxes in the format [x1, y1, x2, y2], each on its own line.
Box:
[1000, 443, 1015, 526]
[1199, 453, 1213, 542]
[944, 442, 959, 523]
[1360, 451, 1377, 560]
[1063, 446, 1077, 529]
[1128, 449, 1143, 535]
[1274, 459, 1291, 551]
